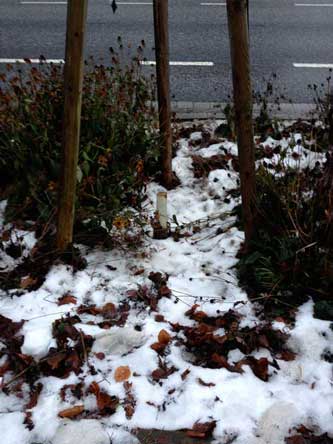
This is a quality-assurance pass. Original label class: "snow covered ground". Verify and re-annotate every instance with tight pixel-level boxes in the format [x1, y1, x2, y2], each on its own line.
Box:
[0, 124, 332, 444]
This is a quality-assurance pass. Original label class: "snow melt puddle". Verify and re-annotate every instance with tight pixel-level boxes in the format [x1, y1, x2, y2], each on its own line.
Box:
[0, 131, 332, 444]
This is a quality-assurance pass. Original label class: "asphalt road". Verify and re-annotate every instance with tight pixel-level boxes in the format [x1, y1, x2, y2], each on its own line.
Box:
[1, 0, 333, 103]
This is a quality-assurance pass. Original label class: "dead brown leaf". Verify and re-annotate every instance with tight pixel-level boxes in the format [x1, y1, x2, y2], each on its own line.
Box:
[151, 363, 176, 381]
[158, 286, 171, 297]
[186, 420, 217, 439]
[181, 368, 191, 380]
[89, 381, 119, 414]
[286, 436, 307, 444]
[65, 350, 82, 375]
[133, 268, 145, 276]
[123, 381, 136, 419]
[100, 302, 117, 316]
[98, 391, 118, 413]
[58, 405, 84, 418]
[20, 275, 38, 289]
[24, 383, 43, 430]
[150, 342, 167, 354]
[0, 315, 24, 339]
[197, 377, 215, 387]
[240, 357, 269, 381]
[276, 350, 296, 361]
[151, 369, 167, 381]
[58, 294, 77, 306]
[114, 366, 131, 382]
[211, 353, 243, 374]
[158, 329, 171, 345]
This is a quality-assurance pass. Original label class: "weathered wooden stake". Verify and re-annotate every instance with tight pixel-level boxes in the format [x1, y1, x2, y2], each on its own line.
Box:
[57, 0, 88, 251]
[153, 0, 173, 189]
[226, 0, 256, 245]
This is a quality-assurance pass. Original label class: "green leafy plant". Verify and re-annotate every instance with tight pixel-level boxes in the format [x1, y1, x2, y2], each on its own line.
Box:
[238, 156, 333, 319]
[0, 39, 160, 231]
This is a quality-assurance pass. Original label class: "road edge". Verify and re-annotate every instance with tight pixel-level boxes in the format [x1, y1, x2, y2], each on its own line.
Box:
[165, 102, 317, 120]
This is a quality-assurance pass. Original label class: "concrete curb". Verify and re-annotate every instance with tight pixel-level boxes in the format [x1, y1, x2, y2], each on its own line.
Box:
[166, 102, 317, 120]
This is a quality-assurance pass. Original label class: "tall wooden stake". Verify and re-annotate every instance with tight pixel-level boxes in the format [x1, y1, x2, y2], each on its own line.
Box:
[153, 0, 173, 189]
[57, 0, 88, 251]
[226, 0, 256, 245]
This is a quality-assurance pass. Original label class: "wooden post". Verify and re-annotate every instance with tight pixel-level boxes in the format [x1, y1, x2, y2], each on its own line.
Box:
[153, 0, 173, 189]
[226, 0, 256, 245]
[57, 0, 88, 251]
[246, 0, 249, 34]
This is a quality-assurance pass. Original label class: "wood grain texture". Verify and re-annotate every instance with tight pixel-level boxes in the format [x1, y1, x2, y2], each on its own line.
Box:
[57, 0, 88, 251]
[153, 0, 173, 189]
[227, 0, 256, 245]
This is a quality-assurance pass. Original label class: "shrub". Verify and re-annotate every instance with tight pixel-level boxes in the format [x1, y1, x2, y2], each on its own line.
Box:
[222, 74, 289, 142]
[238, 157, 333, 318]
[0, 41, 160, 230]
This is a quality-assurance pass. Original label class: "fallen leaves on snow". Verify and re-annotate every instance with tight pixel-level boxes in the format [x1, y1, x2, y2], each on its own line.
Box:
[172, 305, 291, 381]
[186, 420, 217, 439]
[89, 381, 119, 415]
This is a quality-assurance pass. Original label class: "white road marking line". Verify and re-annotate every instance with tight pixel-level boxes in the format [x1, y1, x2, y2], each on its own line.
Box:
[0, 58, 64, 64]
[117, 2, 152, 4]
[20, 1, 152, 3]
[295, 3, 333, 6]
[20, 1, 67, 4]
[294, 63, 333, 68]
[141, 61, 214, 66]
[0, 59, 214, 67]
